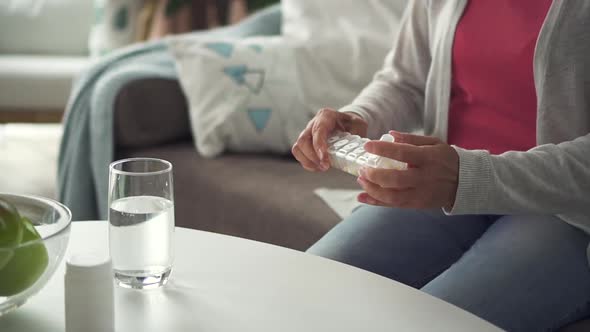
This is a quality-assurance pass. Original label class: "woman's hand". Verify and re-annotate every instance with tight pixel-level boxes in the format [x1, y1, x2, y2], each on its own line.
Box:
[292, 108, 368, 172]
[357, 131, 460, 210]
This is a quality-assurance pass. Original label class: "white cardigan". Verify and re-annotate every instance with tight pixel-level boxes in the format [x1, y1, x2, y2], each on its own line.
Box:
[341, 0, 590, 239]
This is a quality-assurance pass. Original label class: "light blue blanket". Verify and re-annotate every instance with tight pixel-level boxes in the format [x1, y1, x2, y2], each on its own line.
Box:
[58, 5, 282, 221]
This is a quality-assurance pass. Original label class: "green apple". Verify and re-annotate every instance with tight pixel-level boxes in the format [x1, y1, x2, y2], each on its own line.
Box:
[0, 200, 49, 297]
[0, 249, 13, 272]
[0, 199, 23, 271]
[0, 199, 24, 248]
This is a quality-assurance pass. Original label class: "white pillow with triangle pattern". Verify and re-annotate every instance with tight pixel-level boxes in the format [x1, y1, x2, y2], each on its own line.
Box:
[168, 36, 310, 157]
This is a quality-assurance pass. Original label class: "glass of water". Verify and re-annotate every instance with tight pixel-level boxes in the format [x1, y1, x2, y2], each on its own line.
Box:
[108, 158, 175, 289]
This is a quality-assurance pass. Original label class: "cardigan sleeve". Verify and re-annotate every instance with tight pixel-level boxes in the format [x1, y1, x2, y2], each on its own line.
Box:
[448, 134, 590, 219]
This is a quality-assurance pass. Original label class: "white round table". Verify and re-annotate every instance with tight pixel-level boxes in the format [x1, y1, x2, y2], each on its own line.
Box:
[0, 221, 502, 332]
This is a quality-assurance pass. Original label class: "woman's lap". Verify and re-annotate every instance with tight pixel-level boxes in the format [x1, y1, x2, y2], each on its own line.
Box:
[307, 206, 495, 288]
[307, 206, 590, 331]
[422, 214, 590, 331]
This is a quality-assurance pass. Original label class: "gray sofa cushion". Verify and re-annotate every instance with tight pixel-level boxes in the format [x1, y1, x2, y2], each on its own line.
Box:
[114, 78, 192, 148]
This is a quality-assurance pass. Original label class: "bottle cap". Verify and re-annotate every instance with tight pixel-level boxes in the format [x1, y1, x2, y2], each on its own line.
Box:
[380, 134, 395, 142]
[66, 252, 112, 280]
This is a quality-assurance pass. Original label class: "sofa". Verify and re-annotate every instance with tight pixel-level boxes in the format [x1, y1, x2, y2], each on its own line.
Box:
[0, 0, 94, 122]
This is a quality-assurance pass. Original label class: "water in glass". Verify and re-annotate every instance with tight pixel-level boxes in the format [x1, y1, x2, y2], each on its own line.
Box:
[109, 196, 174, 289]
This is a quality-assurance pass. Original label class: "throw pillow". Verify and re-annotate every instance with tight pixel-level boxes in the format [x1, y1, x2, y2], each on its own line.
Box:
[169, 36, 308, 157]
[281, 0, 408, 112]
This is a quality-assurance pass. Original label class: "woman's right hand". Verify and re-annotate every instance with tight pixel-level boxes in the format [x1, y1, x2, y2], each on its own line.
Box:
[292, 108, 368, 172]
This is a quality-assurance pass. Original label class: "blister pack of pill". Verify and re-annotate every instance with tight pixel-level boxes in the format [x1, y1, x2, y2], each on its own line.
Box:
[326, 132, 407, 176]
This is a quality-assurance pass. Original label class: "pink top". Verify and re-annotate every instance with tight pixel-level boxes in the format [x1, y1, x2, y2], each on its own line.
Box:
[447, 0, 552, 155]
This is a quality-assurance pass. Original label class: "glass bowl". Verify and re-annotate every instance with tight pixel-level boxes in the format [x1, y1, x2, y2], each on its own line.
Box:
[0, 193, 71, 316]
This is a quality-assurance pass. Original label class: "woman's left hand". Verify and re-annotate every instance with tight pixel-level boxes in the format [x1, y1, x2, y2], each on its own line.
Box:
[357, 131, 460, 210]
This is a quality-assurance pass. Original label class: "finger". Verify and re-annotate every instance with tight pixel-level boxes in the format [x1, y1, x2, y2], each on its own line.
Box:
[291, 145, 320, 172]
[357, 178, 419, 208]
[364, 141, 427, 166]
[312, 109, 336, 167]
[357, 192, 389, 206]
[360, 167, 421, 189]
[357, 176, 402, 206]
[296, 131, 323, 167]
[390, 131, 440, 146]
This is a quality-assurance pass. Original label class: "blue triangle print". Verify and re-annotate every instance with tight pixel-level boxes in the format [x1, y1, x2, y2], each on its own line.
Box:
[247, 108, 272, 133]
[205, 42, 234, 58]
[223, 66, 265, 93]
[247, 44, 263, 53]
[223, 65, 248, 85]
[243, 70, 265, 94]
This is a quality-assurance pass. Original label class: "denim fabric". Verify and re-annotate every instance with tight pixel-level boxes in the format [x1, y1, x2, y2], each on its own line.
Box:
[307, 206, 590, 331]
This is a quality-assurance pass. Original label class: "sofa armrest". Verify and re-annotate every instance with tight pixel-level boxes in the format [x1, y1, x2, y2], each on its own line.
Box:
[114, 78, 191, 148]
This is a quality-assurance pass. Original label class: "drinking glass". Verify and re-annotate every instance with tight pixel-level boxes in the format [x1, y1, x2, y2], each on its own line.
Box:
[108, 158, 174, 289]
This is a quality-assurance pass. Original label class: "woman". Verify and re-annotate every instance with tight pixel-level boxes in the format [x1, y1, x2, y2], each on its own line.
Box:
[292, 1, 590, 331]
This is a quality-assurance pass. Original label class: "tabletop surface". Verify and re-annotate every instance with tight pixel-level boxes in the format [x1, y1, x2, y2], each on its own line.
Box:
[0, 221, 502, 332]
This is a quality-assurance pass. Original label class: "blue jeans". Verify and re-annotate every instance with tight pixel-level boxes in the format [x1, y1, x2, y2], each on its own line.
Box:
[307, 206, 590, 331]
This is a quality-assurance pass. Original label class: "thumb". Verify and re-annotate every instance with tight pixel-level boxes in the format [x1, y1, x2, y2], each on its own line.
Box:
[389, 130, 440, 146]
